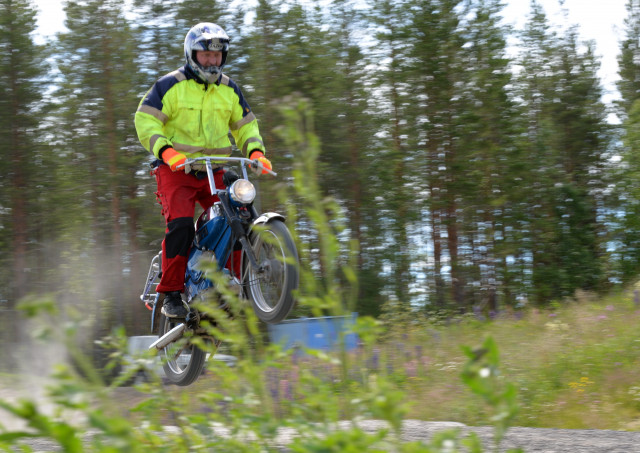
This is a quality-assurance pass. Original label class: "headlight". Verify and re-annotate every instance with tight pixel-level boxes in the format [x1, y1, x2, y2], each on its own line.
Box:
[229, 179, 256, 204]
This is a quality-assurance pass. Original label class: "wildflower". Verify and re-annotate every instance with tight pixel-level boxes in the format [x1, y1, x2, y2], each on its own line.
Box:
[569, 376, 594, 393]
[442, 439, 456, 452]
[279, 379, 292, 401]
[405, 359, 418, 378]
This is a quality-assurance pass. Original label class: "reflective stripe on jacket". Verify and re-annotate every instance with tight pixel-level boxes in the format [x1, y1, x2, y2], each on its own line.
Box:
[135, 65, 265, 161]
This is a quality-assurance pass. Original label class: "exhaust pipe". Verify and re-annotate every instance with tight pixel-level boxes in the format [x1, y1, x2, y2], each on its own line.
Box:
[149, 323, 186, 350]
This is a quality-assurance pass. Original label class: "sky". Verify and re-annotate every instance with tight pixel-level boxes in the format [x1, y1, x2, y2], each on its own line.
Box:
[501, 0, 628, 107]
[33, 0, 628, 105]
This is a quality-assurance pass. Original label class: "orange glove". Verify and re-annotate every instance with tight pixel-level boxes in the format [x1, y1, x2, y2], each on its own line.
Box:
[249, 150, 272, 175]
[162, 147, 187, 172]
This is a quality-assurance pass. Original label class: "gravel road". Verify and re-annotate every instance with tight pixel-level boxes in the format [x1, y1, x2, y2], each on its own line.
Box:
[399, 420, 640, 452]
[14, 420, 640, 452]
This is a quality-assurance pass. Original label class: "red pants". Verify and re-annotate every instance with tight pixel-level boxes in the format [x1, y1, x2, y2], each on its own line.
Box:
[154, 164, 224, 293]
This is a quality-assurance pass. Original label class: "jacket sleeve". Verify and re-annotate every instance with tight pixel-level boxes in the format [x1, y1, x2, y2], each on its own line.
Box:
[134, 74, 178, 158]
[226, 79, 266, 157]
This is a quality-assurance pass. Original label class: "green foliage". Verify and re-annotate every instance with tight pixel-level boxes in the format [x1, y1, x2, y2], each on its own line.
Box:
[616, 0, 640, 119]
[461, 337, 519, 450]
[611, 0, 640, 284]
[10, 290, 640, 447]
[0, 307, 527, 452]
[514, 2, 609, 305]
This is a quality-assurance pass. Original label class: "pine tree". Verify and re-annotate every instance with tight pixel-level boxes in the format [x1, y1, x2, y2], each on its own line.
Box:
[408, 0, 467, 310]
[0, 0, 44, 303]
[617, 0, 640, 121]
[130, 0, 183, 79]
[308, 0, 385, 316]
[454, 0, 522, 312]
[610, 0, 640, 283]
[49, 0, 144, 330]
[367, 0, 430, 308]
[237, 0, 343, 298]
[515, 1, 608, 304]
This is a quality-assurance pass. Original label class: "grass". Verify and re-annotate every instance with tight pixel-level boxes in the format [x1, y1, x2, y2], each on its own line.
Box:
[2, 289, 639, 452]
[368, 289, 640, 430]
[109, 285, 640, 436]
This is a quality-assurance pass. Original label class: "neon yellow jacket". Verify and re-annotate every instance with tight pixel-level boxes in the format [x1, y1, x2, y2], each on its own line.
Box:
[135, 65, 265, 162]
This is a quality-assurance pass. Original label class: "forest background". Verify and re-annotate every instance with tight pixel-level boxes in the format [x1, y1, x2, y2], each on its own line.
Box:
[3, 0, 640, 361]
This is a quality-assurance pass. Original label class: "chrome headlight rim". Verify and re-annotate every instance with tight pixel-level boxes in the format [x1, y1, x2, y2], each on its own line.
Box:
[229, 179, 256, 204]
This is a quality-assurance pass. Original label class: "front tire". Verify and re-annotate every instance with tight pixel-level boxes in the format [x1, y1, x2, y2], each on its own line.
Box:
[159, 315, 206, 386]
[244, 219, 299, 323]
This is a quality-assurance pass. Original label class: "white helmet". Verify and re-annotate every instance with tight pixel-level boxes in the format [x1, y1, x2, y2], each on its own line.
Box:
[184, 23, 230, 83]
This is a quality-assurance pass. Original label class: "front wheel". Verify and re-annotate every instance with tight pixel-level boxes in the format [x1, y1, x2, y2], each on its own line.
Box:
[159, 315, 207, 386]
[244, 219, 299, 323]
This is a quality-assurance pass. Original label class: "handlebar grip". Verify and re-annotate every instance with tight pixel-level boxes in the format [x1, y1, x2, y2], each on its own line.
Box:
[248, 159, 278, 177]
[176, 162, 191, 173]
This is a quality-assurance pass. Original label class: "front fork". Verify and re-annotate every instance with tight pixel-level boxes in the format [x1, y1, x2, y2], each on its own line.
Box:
[222, 195, 262, 273]
[239, 235, 261, 270]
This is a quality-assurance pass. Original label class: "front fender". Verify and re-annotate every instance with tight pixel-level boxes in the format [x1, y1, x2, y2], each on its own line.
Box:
[253, 212, 285, 226]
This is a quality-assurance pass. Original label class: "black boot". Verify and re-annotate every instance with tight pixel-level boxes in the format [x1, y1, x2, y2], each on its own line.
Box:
[161, 291, 188, 318]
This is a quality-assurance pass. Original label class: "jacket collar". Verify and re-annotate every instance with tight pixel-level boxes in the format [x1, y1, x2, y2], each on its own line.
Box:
[183, 65, 222, 85]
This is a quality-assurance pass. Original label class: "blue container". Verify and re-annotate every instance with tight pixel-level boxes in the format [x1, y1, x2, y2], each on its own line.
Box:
[268, 314, 359, 352]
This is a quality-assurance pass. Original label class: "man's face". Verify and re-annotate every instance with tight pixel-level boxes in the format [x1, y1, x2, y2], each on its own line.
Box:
[196, 50, 223, 68]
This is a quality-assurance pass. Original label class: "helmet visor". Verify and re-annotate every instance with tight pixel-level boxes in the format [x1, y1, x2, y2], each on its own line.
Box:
[192, 35, 229, 52]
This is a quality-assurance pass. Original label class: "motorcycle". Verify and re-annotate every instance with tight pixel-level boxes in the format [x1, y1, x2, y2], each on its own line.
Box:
[139, 156, 299, 386]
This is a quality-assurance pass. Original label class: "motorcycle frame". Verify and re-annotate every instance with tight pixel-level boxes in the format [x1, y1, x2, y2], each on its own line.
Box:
[144, 157, 282, 335]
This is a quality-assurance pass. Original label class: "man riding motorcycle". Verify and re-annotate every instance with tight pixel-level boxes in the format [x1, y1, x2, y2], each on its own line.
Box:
[134, 22, 272, 318]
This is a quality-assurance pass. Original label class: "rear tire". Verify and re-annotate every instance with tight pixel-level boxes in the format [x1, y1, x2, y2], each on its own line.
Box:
[244, 219, 299, 324]
[159, 315, 206, 386]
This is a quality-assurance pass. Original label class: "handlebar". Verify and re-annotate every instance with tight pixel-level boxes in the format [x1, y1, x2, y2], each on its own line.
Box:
[177, 156, 276, 197]
[178, 156, 277, 177]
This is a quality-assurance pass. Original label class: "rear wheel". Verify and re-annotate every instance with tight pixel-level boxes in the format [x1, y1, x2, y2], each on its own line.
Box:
[244, 219, 299, 323]
[159, 315, 206, 386]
